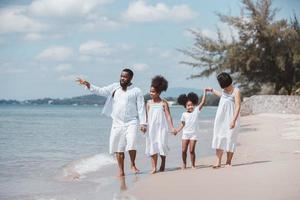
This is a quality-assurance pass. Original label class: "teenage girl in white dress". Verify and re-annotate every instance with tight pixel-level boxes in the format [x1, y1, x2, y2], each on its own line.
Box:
[145, 75, 176, 174]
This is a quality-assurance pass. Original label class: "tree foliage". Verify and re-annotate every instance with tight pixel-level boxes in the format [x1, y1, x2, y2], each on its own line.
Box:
[180, 0, 300, 95]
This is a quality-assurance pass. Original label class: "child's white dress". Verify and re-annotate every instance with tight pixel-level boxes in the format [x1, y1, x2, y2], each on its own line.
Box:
[145, 101, 169, 156]
[212, 88, 240, 152]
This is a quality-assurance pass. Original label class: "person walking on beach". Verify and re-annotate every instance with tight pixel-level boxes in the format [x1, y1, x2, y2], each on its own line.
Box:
[174, 89, 208, 169]
[76, 68, 147, 177]
[207, 72, 241, 168]
[145, 75, 175, 174]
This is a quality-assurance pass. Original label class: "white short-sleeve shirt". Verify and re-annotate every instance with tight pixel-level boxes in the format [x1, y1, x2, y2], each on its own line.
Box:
[181, 106, 201, 135]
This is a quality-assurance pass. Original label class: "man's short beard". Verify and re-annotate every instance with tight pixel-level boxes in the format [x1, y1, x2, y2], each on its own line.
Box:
[120, 81, 130, 88]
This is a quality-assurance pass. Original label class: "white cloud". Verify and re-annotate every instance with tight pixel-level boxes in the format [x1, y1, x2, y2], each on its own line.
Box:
[115, 43, 134, 51]
[0, 61, 28, 74]
[0, 7, 47, 33]
[122, 1, 197, 23]
[0, 0, 116, 36]
[183, 24, 238, 42]
[59, 74, 84, 81]
[29, 0, 113, 18]
[183, 28, 217, 39]
[79, 41, 112, 56]
[37, 46, 74, 61]
[160, 50, 174, 58]
[81, 15, 121, 31]
[24, 33, 44, 41]
[54, 64, 72, 72]
[0, 68, 27, 75]
[146, 46, 178, 59]
[132, 63, 149, 71]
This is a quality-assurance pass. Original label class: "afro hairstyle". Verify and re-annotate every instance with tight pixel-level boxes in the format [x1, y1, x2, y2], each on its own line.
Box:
[151, 75, 168, 93]
[177, 92, 199, 107]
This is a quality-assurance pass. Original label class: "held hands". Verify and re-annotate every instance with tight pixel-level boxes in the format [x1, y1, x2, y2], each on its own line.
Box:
[140, 124, 147, 134]
[205, 87, 213, 93]
[171, 128, 178, 136]
[75, 77, 90, 89]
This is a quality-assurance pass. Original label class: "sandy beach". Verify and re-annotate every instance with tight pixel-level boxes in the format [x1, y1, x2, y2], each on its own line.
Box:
[128, 113, 300, 200]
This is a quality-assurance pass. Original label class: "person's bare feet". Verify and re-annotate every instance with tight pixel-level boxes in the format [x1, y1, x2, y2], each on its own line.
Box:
[159, 166, 165, 172]
[150, 168, 157, 174]
[212, 164, 221, 169]
[212, 160, 221, 169]
[225, 164, 232, 168]
[191, 166, 196, 169]
[117, 172, 125, 177]
[131, 165, 140, 174]
[181, 164, 187, 170]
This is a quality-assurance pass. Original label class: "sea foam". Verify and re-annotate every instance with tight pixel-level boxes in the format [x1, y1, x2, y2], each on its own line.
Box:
[62, 154, 116, 179]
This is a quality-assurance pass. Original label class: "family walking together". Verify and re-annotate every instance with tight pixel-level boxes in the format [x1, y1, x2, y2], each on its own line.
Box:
[76, 68, 241, 177]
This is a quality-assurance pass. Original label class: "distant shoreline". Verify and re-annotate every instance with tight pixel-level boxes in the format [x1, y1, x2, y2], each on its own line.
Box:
[0, 94, 220, 106]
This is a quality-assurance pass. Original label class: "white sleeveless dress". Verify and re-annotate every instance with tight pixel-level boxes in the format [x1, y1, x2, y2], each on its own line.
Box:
[145, 101, 169, 156]
[212, 88, 240, 152]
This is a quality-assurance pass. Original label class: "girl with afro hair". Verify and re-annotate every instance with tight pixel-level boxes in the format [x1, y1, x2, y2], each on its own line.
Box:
[145, 75, 176, 174]
[174, 89, 209, 169]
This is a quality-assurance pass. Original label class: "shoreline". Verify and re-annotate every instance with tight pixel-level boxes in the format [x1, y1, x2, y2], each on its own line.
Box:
[127, 113, 300, 200]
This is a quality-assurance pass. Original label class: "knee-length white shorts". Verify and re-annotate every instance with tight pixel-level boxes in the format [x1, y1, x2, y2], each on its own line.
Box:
[109, 124, 138, 154]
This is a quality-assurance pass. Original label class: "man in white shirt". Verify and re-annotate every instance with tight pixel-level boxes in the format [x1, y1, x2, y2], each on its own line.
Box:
[76, 69, 147, 177]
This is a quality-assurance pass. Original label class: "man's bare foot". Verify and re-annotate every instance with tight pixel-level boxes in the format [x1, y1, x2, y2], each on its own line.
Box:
[117, 172, 125, 177]
[159, 166, 165, 172]
[131, 166, 140, 174]
[150, 168, 157, 174]
[191, 166, 196, 169]
[181, 164, 187, 170]
[225, 164, 232, 168]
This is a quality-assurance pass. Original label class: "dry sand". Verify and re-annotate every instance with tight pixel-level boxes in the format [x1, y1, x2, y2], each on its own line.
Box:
[127, 113, 300, 200]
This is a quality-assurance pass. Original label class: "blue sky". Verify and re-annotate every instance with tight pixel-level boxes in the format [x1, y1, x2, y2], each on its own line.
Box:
[0, 0, 299, 100]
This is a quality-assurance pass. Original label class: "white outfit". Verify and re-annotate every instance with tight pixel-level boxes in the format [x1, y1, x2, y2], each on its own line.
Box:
[89, 83, 146, 154]
[109, 124, 138, 153]
[180, 105, 201, 140]
[145, 101, 169, 156]
[212, 88, 240, 152]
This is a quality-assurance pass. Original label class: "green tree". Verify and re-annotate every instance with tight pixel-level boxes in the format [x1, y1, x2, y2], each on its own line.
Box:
[180, 0, 300, 95]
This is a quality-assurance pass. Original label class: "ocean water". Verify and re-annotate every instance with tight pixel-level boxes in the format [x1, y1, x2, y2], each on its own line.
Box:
[0, 105, 217, 200]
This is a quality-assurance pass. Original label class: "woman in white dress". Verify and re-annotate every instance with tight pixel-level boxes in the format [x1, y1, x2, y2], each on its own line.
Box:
[145, 76, 176, 174]
[208, 72, 241, 168]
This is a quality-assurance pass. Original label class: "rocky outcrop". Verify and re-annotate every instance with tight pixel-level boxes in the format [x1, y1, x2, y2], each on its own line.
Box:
[241, 95, 300, 116]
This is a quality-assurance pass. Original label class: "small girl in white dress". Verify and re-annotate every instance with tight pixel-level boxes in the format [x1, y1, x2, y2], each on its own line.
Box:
[208, 72, 241, 168]
[145, 75, 176, 174]
[174, 90, 208, 169]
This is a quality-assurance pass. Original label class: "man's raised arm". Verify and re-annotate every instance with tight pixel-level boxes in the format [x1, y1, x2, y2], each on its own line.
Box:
[76, 77, 117, 97]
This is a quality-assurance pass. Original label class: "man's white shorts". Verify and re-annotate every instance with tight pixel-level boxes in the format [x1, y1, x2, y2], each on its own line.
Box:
[109, 124, 138, 154]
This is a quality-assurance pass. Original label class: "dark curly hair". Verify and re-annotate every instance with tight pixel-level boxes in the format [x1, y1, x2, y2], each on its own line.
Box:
[151, 75, 168, 93]
[177, 94, 188, 106]
[177, 92, 199, 107]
